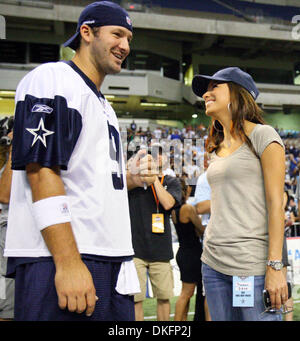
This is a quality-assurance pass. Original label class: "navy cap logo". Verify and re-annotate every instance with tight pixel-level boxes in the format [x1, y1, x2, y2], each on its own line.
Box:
[82, 20, 96, 25]
[126, 16, 132, 25]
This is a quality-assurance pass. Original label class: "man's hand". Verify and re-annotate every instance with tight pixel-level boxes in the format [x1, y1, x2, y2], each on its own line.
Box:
[54, 256, 97, 316]
[139, 153, 158, 186]
[41, 222, 98, 317]
[127, 150, 158, 189]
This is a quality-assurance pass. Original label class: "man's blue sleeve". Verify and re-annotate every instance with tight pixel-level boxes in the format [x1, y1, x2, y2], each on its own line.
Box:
[12, 94, 82, 170]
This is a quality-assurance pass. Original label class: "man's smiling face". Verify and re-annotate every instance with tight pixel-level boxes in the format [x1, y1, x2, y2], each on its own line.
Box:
[89, 25, 132, 76]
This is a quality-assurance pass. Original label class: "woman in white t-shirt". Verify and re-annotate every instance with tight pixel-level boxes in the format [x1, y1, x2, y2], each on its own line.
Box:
[191, 67, 287, 321]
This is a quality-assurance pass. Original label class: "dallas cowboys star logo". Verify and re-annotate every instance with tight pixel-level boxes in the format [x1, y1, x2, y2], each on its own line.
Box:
[26, 118, 54, 147]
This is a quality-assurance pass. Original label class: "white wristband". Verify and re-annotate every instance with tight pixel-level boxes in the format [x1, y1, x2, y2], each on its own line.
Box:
[32, 195, 72, 231]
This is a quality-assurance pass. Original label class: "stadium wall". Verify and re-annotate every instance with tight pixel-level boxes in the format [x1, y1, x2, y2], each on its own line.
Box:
[264, 111, 300, 130]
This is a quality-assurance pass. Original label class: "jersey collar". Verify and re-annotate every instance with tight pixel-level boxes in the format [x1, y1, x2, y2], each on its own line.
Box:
[64, 60, 105, 100]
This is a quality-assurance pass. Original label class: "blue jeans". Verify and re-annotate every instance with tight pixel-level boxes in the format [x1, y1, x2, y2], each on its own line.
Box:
[202, 262, 282, 321]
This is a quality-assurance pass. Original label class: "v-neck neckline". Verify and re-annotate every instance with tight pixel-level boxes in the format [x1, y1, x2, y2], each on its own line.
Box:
[214, 124, 259, 159]
[64, 60, 105, 100]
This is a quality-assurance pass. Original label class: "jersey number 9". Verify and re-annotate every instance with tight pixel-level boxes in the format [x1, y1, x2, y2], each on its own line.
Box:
[107, 122, 124, 190]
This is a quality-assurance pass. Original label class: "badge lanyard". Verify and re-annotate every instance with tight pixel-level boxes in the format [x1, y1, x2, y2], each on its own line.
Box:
[151, 176, 165, 234]
[151, 176, 165, 213]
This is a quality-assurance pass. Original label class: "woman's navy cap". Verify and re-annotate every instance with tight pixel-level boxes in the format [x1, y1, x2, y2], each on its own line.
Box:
[63, 1, 133, 50]
[192, 67, 259, 100]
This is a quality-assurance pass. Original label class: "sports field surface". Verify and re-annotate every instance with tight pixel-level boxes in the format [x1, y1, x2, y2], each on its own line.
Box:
[143, 285, 300, 321]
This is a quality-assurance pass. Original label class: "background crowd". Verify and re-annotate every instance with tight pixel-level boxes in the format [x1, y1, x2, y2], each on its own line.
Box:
[125, 121, 300, 203]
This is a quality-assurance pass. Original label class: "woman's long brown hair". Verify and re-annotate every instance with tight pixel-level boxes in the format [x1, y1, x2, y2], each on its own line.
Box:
[205, 82, 265, 158]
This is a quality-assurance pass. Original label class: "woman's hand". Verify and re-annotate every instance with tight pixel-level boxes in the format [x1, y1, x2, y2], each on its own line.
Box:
[264, 267, 288, 310]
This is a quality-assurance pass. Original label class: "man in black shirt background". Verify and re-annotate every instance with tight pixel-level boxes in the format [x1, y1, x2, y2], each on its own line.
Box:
[127, 144, 181, 321]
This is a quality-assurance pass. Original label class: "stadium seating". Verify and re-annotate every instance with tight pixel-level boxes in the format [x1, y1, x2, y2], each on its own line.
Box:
[148, 0, 299, 22]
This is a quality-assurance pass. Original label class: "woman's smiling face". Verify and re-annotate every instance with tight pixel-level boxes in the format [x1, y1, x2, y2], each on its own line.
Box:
[202, 81, 231, 118]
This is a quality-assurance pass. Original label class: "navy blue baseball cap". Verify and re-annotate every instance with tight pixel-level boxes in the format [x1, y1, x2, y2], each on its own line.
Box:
[192, 67, 259, 100]
[63, 1, 133, 50]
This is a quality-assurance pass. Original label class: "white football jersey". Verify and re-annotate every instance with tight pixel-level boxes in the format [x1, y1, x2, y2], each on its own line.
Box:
[4, 61, 134, 258]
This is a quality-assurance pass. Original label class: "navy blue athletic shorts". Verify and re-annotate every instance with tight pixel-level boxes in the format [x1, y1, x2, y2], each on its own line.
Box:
[13, 259, 134, 321]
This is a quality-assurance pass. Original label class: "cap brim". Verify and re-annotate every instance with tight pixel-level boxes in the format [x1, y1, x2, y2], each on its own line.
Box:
[192, 75, 227, 98]
[63, 31, 80, 50]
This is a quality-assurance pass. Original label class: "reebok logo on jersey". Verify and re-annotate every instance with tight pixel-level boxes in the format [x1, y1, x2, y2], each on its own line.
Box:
[31, 104, 53, 114]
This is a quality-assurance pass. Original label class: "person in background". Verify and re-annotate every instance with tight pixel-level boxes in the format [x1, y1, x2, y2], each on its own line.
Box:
[296, 168, 300, 224]
[0, 132, 14, 321]
[284, 190, 296, 232]
[145, 127, 153, 144]
[170, 130, 182, 141]
[130, 120, 137, 132]
[282, 190, 293, 321]
[192, 67, 287, 321]
[127, 144, 182, 321]
[288, 195, 298, 223]
[193, 153, 211, 321]
[171, 178, 204, 321]
[153, 127, 162, 140]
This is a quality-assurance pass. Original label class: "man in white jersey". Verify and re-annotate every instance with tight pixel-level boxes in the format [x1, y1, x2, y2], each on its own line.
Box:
[4, 1, 146, 321]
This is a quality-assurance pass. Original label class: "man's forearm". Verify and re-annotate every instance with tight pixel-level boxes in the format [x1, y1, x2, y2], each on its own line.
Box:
[27, 164, 65, 201]
[196, 200, 210, 215]
[0, 151, 12, 204]
[41, 223, 81, 267]
[27, 163, 81, 264]
[153, 177, 175, 210]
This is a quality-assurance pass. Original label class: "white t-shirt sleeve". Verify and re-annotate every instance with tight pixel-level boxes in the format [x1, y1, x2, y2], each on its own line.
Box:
[194, 172, 211, 205]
